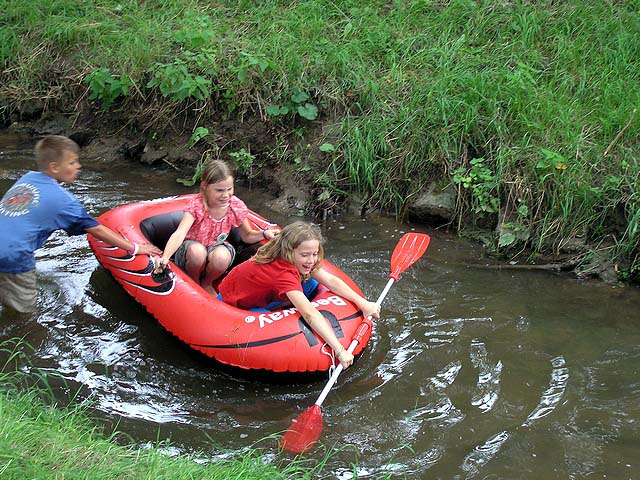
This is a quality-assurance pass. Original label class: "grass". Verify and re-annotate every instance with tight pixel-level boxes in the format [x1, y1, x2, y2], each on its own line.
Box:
[0, 338, 337, 479]
[1, 0, 639, 280]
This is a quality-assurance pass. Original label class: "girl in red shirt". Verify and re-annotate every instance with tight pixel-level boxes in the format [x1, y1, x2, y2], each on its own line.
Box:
[154, 160, 277, 294]
[218, 221, 380, 368]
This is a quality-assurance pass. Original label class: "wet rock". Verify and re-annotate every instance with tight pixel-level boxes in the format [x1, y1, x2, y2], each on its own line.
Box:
[140, 144, 168, 165]
[558, 236, 588, 254]
[68, 129, 96, 147]
[30, 112, 69, 136]
[123, 140, 146, 160]
[166, 146, 201, 167]
[11, 99, 45, 122]
[269, 188, 308, 215]
[6, 121, 36, 134]
[80, 136, 131, 163]
[576, 252, 620, 284]
[407, 182, 456, 225]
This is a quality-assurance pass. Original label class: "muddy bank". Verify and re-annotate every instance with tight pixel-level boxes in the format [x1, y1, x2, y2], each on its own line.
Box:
[1, 107, 622, 285]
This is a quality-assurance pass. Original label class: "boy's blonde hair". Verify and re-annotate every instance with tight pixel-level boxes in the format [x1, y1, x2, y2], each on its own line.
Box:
[35, 135, 79, 171]
[254, 221, 325, 281]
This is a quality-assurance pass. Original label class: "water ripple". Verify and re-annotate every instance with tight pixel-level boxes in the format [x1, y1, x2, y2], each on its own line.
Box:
[469, 339, 502, 413]
[522, 356, 569, 427]
[461, 430, 511, 479]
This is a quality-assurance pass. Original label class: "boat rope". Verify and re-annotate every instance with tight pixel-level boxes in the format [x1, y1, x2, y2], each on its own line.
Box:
[321, 343, 337, 378]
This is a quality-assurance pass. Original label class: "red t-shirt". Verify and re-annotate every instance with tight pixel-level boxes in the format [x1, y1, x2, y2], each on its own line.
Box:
[219, 258, 303, 309]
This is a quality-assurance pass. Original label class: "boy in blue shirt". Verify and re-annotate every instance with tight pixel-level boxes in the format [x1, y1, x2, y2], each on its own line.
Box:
[0, 135, 161, 312]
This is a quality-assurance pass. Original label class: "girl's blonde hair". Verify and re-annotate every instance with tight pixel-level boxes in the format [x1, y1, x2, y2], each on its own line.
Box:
[254, 221, 325, 281]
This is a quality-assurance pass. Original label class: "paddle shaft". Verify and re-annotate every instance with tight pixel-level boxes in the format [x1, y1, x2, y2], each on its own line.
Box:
[314, 277, 395, 406]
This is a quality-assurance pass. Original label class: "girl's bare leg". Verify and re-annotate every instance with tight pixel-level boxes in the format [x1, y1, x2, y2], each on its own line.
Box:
[201, 247, 232, 294]
[184, 243, 207, 286]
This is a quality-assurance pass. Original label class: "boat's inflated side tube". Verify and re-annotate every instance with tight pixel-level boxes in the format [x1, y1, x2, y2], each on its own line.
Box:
[88, 195, 373, 378]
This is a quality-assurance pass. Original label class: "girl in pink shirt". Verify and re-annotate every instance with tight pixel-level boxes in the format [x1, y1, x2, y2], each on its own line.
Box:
[154, 160, 277, 294]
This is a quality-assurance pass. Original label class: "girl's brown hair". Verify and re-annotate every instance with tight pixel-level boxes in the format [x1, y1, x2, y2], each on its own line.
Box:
[254, 221, 325, 281]
[199, 158, 235, 193]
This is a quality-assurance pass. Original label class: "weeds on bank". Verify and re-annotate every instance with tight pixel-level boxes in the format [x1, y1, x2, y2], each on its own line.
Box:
[2, 0, 640, 279]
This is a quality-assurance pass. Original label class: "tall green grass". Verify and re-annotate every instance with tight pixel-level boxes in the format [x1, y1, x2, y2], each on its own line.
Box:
[1, 0, 639, 279]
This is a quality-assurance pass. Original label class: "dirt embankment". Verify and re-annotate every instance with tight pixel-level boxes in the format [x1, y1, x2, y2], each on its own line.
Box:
[2, 101, 624, 286]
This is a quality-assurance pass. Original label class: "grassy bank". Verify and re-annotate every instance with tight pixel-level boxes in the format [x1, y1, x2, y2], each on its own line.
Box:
[0, 339, 327, 479]
[1, 0, 639, 280]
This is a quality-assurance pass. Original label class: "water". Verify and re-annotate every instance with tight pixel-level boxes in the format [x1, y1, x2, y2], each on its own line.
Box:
[1, 129, 639, 479]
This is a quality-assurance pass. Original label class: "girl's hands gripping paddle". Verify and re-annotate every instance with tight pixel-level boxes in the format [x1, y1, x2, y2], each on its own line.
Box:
[280, 232, 431, 454]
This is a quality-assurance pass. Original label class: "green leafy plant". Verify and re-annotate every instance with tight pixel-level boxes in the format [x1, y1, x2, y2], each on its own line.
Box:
[453, 158, 499, 215]
[228, 147, 255, 176]
[293, 156, 312, 173]
[236, 52, 275, 82]
[188, 127, 209, 148]
[536, 148, 568, 182]
[266, 87, 318, 120]
[319, 143, 336, 152]
[85, 68, 131, 110]
[182, 48, 218, 76]
[176, 156, 207, 186]
[498, 204, 531, 248]
[221, 52, 277, 114]
[146, 59, 210, 101]
[174, 28, 215, 50]
[222, 89, 237, 113]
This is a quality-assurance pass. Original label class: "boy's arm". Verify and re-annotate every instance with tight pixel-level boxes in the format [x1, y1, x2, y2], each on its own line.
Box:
[85, 225, 162, 256]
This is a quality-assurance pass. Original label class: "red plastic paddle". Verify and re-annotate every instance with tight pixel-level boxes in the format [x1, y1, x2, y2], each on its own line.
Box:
[280, 232, 431, 454]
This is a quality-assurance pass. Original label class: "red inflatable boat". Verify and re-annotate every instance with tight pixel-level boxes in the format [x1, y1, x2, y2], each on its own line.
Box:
[87, 195, 372, 378]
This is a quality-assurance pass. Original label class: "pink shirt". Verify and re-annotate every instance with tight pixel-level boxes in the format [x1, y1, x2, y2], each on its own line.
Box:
[184, 195, 249, 246]
[218, 258, 303, 309]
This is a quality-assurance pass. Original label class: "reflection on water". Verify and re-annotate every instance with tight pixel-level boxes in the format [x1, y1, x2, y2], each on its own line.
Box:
[2, 129, 640, 479]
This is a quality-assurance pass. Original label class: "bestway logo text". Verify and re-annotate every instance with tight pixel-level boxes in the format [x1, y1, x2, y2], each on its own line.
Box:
[244, 295, 348, 328]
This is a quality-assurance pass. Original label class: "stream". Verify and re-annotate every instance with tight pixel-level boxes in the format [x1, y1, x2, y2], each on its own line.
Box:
[1, 129, 639, 479]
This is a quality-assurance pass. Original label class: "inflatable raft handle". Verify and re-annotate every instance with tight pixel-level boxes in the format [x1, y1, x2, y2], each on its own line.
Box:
[352, 318, 372, 346]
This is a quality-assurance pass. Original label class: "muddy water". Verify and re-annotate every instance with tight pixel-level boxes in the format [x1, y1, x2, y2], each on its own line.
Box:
[1, 129, 639, 479]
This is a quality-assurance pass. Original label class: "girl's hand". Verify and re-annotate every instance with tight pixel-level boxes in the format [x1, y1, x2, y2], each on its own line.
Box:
[361, 300, 381, 320]
[154, 256, 169, 273]
[262, 229, 279, 240]
[336, 347, 354, 368]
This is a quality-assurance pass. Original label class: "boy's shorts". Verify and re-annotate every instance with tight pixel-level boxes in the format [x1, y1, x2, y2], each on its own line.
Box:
[0, 270, 37, 313]
[173, 239, 236, 272]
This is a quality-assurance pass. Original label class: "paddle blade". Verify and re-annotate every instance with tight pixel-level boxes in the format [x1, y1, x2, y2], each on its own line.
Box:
[280, 404, 323, 454]
[390, 232, 430, 280]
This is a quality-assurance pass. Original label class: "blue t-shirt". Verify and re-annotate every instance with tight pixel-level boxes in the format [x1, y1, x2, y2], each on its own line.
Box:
[0, 171, 99, 274]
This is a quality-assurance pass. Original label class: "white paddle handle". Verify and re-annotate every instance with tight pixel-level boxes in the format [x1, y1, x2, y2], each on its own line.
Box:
[314, 277, 396, 407]
[314, 345, 350, 406]
[375, 277, 395, 306]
